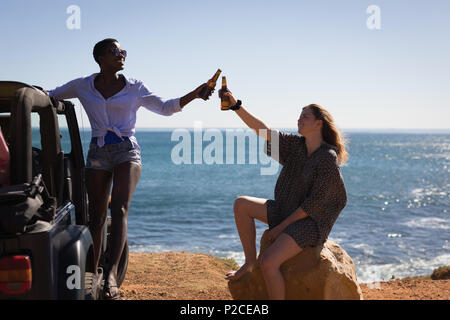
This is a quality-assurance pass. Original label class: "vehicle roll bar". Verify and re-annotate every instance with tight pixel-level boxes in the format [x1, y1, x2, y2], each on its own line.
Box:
[8, 84, 62, 186]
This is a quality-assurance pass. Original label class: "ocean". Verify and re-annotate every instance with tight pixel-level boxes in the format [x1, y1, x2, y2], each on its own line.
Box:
[38, 128, 450, 284]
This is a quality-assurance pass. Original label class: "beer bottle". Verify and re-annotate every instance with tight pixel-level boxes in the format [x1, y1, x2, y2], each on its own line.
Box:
[199, 69, 221, 100]
[220, 76, 230, 110]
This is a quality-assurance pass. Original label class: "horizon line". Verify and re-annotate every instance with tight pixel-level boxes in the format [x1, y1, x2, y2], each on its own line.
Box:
[37, 126, 450, 133]
[135, 127, 450, 131]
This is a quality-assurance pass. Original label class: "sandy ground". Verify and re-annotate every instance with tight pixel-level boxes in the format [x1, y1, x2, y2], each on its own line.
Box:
[118, 252, 449, 300]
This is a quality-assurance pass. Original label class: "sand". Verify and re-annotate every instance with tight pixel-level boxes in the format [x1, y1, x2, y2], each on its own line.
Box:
[118, 252, 449, 300]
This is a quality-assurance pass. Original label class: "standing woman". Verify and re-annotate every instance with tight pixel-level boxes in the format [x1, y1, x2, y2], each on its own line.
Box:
[47, 38, 212, 299]
[222, 90, 348, 300]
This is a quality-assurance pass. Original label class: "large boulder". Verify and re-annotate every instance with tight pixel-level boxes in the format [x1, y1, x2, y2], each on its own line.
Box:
[228, 230, 363, 300]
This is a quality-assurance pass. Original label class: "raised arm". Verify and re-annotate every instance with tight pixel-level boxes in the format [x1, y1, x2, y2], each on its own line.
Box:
[139, 82, 212, 115]
[221, 91, 273, 142]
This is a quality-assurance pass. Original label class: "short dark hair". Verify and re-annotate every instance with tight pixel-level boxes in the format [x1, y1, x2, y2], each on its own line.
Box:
[93, 38, 118, 65]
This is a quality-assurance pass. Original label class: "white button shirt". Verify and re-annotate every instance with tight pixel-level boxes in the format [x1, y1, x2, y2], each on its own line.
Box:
[48, 73, 182, 148]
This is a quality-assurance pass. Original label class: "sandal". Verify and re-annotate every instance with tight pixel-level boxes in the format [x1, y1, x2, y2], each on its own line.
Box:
[104, 284, 120, 300]
[104, 272, 120, 300]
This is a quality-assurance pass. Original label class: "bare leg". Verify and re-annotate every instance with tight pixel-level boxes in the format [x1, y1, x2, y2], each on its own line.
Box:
[105, 161, 141, 299]
[85, 168, 113, 277]
[226, 196, 268, 281]
[259, 233, 303, 300]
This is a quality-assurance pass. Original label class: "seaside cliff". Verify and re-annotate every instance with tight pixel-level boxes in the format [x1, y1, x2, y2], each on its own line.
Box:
[118, 252, 449, 300]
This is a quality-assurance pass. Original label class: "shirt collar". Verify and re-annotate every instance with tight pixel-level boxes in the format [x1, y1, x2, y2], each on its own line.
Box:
[90, 72, 130, 97]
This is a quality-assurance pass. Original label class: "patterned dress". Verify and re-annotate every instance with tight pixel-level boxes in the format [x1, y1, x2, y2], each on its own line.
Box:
[265, 130, 347, 249]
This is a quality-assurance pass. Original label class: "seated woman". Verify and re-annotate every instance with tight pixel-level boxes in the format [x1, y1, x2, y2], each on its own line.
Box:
[221, 90, 348, 300]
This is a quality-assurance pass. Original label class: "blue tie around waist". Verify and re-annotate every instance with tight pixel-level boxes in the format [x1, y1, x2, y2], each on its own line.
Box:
[91, 131, 130, 145]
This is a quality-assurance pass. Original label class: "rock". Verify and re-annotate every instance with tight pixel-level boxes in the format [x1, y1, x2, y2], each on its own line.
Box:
[431, 266, 450, 280]
[228, 230, 363, 300]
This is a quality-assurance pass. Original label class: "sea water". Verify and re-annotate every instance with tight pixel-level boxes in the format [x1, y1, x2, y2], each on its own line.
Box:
[38, 128, 449, 283]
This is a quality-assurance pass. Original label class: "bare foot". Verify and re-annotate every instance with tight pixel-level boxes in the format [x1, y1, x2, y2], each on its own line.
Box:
[225, 262, 256, 281]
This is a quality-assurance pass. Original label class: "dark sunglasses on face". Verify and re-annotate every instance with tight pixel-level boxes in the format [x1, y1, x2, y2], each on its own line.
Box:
[110, 47, 127, 58]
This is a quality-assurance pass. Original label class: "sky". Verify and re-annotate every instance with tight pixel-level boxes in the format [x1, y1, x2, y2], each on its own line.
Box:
[1, 0, 449, 130]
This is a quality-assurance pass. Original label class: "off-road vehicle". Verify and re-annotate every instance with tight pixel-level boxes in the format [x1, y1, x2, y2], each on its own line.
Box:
[0, 81, 128, 299]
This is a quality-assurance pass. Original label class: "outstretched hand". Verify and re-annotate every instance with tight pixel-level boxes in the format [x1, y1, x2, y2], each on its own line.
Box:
[193, 83, 214, 100]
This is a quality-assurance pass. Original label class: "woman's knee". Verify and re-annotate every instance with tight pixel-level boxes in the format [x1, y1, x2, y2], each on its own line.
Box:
[234, 196, 268, 224]
[89, 209, 107, 229]
[233, 196, 246, 213]
[234, 196, 253, 214]
[110, 200, 130, 219]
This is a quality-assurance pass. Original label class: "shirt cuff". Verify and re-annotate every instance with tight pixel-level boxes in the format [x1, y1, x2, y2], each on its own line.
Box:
[175, 98, 182, 112]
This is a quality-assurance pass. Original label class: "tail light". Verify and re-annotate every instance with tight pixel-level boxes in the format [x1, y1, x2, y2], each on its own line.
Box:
[0, 255, 32, 295]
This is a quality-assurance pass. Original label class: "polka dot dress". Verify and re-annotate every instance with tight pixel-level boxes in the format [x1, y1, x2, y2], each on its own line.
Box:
[265, 130, 347, 249]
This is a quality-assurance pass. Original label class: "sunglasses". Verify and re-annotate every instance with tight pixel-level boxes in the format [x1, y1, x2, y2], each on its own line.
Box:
[110, 47, 127, 58]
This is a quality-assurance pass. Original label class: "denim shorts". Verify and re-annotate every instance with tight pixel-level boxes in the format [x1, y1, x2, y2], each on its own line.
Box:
[86, 139, 142, 172]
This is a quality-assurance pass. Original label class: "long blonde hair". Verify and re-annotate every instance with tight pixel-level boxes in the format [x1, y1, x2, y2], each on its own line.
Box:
[303, 104, 349, 165]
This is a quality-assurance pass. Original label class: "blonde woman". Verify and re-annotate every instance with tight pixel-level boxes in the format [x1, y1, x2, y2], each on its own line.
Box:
[222, 90, 348, 300]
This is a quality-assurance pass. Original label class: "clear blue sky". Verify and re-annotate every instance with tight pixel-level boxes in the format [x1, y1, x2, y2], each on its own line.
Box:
[1, 0, 449, 130]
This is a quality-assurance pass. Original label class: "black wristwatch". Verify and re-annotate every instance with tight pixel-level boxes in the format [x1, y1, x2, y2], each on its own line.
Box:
[230, 100, 242, 111]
